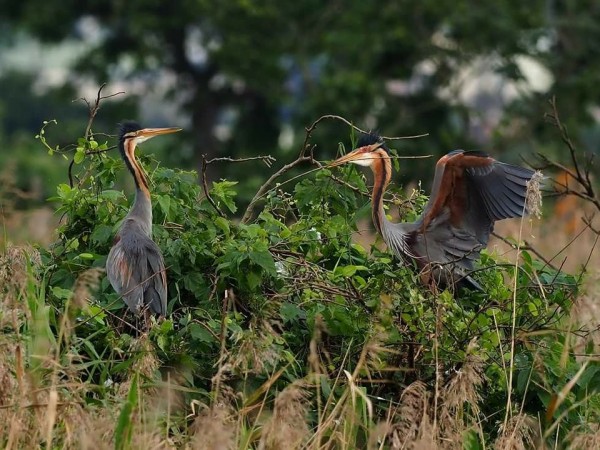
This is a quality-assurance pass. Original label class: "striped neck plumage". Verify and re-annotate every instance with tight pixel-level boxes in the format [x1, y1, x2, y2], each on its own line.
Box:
[121, 137, 153, 235]
[370, 151, 392, 235]
[369, 153, 415, 260]
[122, 138, 151, 198]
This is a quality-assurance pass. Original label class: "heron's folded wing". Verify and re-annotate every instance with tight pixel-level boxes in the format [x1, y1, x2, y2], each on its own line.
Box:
[107, 234, 167, 315]
[144, 241, 167, 316]
[107, 243, 145, 313]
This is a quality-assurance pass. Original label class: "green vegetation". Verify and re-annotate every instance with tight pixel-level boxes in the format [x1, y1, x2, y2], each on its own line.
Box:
[1, 118, 598, 449]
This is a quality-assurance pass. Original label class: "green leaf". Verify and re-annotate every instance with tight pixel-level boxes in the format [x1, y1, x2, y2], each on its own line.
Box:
[91, 224, 114, 245]
[214, 216, 230, 235]
[248, 250, 276, 275]
[51, 286, 72, 300]
[211, 180, 238, 213]
[157, 195, 171, 216]
[101, 190, 125, 203]
[56, 183, 72, 198]
[189, 323, 215, 343]
[74, 149, 85, 164]
[280, 302, 305, 322]
[334, 265, 368, 278]
[577, 364, 600, 390]
[246, 271, 262, 290]
[115, 373, 138, 450]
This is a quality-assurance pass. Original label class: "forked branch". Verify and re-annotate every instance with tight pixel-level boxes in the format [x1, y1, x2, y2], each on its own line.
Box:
[534, 97, 600, 214]
[241, 114, 428, 223]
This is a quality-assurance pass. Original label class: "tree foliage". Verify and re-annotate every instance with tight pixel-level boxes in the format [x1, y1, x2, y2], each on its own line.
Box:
[4, 0, 600, 196]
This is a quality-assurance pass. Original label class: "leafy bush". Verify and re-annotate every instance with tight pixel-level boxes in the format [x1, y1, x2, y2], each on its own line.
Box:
[2, 118, 599, 449]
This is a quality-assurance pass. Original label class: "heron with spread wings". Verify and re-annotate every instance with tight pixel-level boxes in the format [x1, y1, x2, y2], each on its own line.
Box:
[330, 133, 537, 291]
[106, 122, 181, 317]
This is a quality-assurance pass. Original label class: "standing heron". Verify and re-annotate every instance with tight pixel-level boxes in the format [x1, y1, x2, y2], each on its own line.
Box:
[106, 121, 181, 316]
[330, 133, 537, 291]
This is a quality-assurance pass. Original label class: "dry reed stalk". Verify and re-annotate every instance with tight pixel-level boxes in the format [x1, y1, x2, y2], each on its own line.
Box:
[259, 381, 310, 450]
[389, 381, 429, 448]
[439, 353, 484, 438]
[0, 244, 41, 306]
[568, 425, 600, 449]
[570, 273, 600, 355]
[191, 403, 236, 450]
[71, 267, 104, 310]
[229, 319, 282, 375]
[494, 414, 539, 450]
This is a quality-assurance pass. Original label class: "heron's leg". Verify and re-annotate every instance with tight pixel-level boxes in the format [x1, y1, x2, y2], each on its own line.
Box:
[143, 307, 152, 331]
[419, 263, 441, 296]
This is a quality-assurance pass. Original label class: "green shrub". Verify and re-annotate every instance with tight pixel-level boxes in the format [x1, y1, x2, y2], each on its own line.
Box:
[3, 120, 597, 449]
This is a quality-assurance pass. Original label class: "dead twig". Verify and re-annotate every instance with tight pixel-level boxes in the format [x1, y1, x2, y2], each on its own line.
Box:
[534, 97, 600, 212]
[206, 155, 276, 167]
[242, 114, 428, 223]
[491, 231, 559, 272]
[200, 154, 275, 217]
[74, 83, 125, 140]
[68, 84, 125, 187]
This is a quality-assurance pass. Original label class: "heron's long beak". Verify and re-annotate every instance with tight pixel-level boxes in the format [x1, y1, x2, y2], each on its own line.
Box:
[328, 142, 384, 168]
[138, 127, 182, 138]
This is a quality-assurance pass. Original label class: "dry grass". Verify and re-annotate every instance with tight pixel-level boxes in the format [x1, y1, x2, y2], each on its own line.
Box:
[494, 414, 540, 450]
[388, 381, 429, 447]
[191, 404, 236, 450]
[568, 425, 600, 449]
[0, 265, 598, 449]
[259, 382, 310, 450]
[492, 198, 600, 275]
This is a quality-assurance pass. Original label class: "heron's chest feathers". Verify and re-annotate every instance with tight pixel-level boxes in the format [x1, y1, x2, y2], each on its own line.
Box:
[382, 221, 419, 261]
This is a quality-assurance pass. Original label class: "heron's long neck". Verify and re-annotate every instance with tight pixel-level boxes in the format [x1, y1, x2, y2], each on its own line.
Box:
[122, 140, 153, 236]
[370, 153, 392, 235]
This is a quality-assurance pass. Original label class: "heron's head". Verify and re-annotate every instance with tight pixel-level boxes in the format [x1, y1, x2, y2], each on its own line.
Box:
[119, 121, 182, 149]
[329, 133, 389, 168]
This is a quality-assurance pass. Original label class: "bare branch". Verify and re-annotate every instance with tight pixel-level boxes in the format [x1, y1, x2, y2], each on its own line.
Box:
[201, 154, 226, 218]
[206, 155, 276, 167]
[491, 231, 560, 272]
[538, 98, 600, 213]
[242, 155, 316, 223]
[304, 114, 429, 144]
[68, 84, 125, 187]
[242, 114, 428, 223]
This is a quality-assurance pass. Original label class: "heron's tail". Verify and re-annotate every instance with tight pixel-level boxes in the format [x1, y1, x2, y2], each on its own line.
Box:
[457, 274, 484, 292]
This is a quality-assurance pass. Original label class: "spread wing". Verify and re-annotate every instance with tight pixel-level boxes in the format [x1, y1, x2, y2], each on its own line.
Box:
[415, 150, 535, 265]
[106, 221, 167, 316]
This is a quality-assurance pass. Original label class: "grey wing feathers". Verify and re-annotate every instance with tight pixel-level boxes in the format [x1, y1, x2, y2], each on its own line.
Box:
[422, 220, 483, 268]
[106, 232, 167, 316]
[467, 161, 535, 221]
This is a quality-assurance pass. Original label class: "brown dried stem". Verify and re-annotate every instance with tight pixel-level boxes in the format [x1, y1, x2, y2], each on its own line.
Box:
[535, 97, 600, 213]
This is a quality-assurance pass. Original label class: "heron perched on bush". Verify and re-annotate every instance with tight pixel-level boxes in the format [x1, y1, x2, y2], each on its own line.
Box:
[330, 133, 537, 291]
[106, 122, 181, 316]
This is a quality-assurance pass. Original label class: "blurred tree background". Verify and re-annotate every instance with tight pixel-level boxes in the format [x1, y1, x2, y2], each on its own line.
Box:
[1, 0, 599, 225]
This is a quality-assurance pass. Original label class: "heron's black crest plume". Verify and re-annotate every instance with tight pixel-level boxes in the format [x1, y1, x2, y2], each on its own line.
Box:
[118, 121, 142, 140]
[357, 132, 389, 152]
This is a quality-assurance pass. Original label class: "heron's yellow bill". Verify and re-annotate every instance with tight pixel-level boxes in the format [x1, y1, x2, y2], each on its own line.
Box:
[328, 142, 385, 168]
[138, 127, 182, 137]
